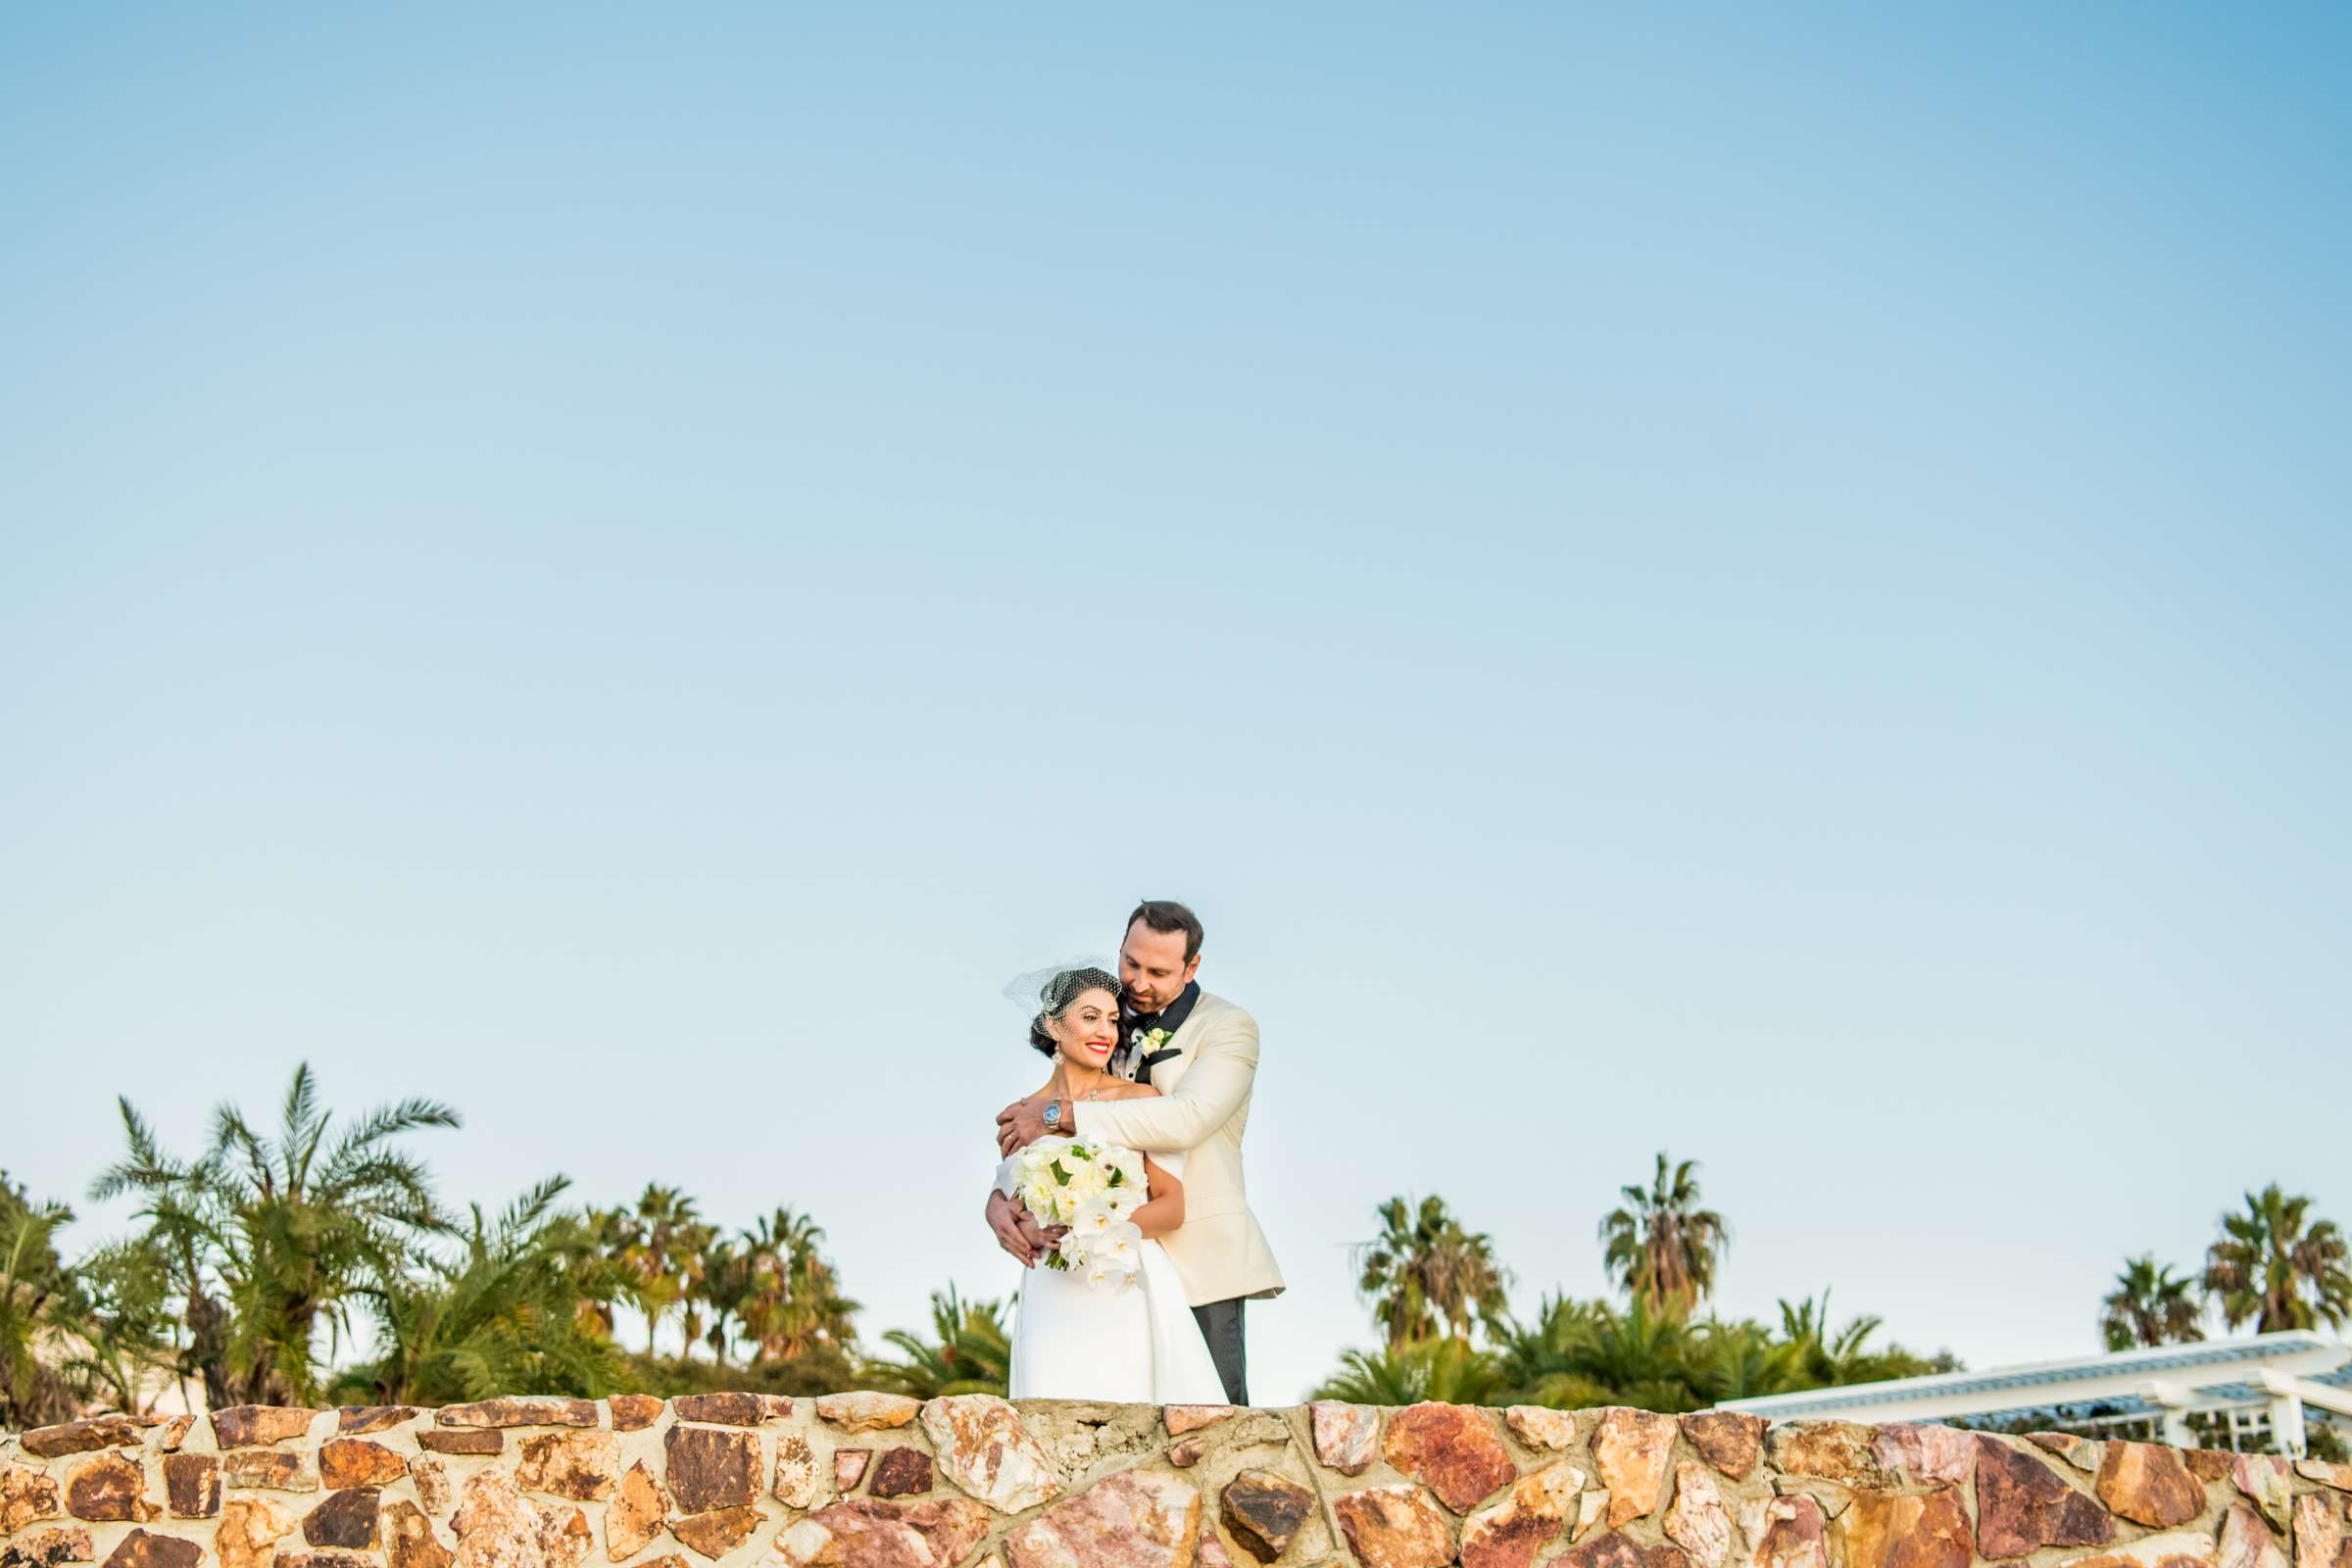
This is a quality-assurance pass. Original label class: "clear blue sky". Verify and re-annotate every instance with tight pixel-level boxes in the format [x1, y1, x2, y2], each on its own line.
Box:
[4, 4, 2347, 1401]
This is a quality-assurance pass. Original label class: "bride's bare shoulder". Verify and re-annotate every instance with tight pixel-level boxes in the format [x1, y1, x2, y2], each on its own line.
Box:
[1103, 1082, 1162, 1101]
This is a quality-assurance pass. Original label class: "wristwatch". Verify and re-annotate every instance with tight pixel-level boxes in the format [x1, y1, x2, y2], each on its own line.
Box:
[1043, 1100, 1062, 1130]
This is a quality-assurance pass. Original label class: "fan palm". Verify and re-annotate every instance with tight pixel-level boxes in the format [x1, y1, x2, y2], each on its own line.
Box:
[739, 1208, 859, 1362]
[2202, 1186, 2352, 1332]
[1598, 1152, 1728, 1315]
[2100, 1255, 2206, 1349]
[1354, 1196, 1510, 1349]
[1311, 1336, 1503, 1405]
[0, 1176, 80, 1428]
[91, 1063, 460, 1405]
[865, 1288, 1008, 1397]
[621, 1185, 707, 1354]
[332, 1177, 621, 1404]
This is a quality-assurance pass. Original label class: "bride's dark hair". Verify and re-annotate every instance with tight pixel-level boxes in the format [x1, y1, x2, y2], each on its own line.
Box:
[1028, 965, 1121, 1057]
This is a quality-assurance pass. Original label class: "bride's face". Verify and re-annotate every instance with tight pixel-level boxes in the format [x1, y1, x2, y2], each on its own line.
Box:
[1049, 987, 1122, 1070]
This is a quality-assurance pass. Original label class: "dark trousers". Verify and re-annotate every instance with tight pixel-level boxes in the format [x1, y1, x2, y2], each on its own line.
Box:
[1191, 1298, 1249, 1406]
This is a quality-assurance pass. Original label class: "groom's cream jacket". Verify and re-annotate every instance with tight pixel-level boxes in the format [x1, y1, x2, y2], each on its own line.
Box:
[1072, 989, 1285, 1307]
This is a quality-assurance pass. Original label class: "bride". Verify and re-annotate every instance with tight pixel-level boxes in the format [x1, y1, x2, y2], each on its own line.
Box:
[999, 964, 1229, 1403]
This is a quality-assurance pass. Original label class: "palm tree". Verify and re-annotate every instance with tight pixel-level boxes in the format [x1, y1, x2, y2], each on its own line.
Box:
[1313, 1337, 1502, 1405]
[620, 1185, 706, 1355]
[1353, 1196, 1510, 1349]
[2203, 1185, 2352, 1332]
[694, 1235, 750, 1367]
[739, 1208, 859, 1363]
[91, 1063, 460, 1405]
[1598, 1152, 1729, 1315]
[866, 1288, 1008, 1397]
[332, 1178, 621, 1404]
[0, 1175, 80, 1429]
[2100, 1255, 2206, 1349]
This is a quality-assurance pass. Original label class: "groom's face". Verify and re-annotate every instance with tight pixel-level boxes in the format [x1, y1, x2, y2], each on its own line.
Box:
[1119, 921, 1200, 1014]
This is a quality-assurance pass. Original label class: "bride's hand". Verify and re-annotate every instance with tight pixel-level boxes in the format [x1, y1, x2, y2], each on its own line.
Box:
[988, 1189, 1054, 1266]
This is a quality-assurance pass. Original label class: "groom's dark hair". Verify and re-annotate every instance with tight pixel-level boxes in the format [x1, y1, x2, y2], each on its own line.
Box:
[1127, 899, 1203, 961]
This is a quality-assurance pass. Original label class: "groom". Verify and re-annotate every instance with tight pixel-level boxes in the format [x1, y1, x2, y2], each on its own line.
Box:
[990, 899, 1283, 1405]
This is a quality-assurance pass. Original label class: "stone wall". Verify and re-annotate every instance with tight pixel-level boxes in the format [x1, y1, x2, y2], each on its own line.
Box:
[6, 1397, 2351, 1568]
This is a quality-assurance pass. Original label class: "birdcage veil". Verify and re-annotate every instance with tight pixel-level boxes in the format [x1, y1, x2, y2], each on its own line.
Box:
[1003, 956, 1122, 1036]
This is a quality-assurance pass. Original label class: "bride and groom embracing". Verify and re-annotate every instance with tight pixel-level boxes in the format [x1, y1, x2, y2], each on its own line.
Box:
[984, 900, 1284, 1406]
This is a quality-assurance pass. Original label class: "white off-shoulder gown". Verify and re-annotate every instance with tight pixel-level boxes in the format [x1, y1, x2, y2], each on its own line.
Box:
[1000, 1142, 1229, 1403]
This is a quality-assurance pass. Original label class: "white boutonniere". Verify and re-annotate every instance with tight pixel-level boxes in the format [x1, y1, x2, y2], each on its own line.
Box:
[1135, 1026, 1174, 1054]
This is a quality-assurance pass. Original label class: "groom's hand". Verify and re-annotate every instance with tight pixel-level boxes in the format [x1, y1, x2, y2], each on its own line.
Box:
[996, 1096, 1051, 1155]
[987, 1190, 1055, 1266]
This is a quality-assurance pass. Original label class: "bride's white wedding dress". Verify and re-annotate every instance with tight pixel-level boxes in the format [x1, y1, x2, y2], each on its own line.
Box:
[1002, 1143, 1230, 1403]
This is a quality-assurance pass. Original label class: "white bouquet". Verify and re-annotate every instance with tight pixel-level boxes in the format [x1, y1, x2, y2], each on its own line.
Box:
[1008, 1138, 1149, 1292]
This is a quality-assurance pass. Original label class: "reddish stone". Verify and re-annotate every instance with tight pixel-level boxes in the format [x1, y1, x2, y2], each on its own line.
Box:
[1974, 1438, 2114, 1559]
[66, 1453, 157, 1523]
[671, 1396, 768, 1428]
[1382, 1403, 1517, 1514]
[1458, 1463, 1579, 1568]
[163, 1454, 220, 1519]
[1556, 1533, 1689, 1568]
[1310, 1404, 1381, 1477]
[1221, 1471, 1315, 1564]
[439, 1398, 598, 1430]
[212, 1407, 321, 1448]
[304, 1487, 382, 1548]
[1873, 1427, 1975, 1488]
[1677, 1413, 1764, 1481]
[1, 1528, 94, 1568]
[156, 1419, 194, 1454]
[22, 1420, 152, 1460]
[2294, 1495, 2350, 1568]
[607, 1462, 670, 1562]
[867, 1451, 932, 1500]
[1504, 1408, 1577, 1453]
[2046, 1534, 2216, 1568]
[1166, 1406, 1234, 1437]
[2, 1466, 65, 1535]
[515, 1432, 617, 1504]
[2097, 1443, 2204, 1530]
[96, 1533, 201, 1568]
[1833, 1490, 1972, 1568]
[1332, 1486, 1454, 1568]
[320, 1440, 408, 1491]
[1663, 1463, 1732, 1568]
[386, 1499, 455, 1568]
[539, 1504, 594, 1568]
[338, 1407, 421, 1436]
[2183, 1451, 2234, 1483]
[608, 1396, 664, 1434]
[671, 1507, 762, 1560]
[2232, 1455, 2293, 1531]
[220, 1451, 318, 1494]
[1752, 1496, 1829, 1568]
[216, 1497, 304, 1568]
[417, 1431, 504, 1457]
[1168, 1440, 1208, 1469]
[774, 1434, 827, 1510]
[916, 1396, 1058, 1515]
[1592, 1408, 1676, 1528]
[664, 1427, 760, 1515]
[2304, 1461, 2352, 1494]
[1004, 1473, 1201, 1568]
[772, 1498, 991, 1568]
[411, 1459, 452, 1518]
[1768, 1423, 1885, 1485]
[813, 1396, 920, 1435]
[2219, 1505, 2289, 1568]
[280, 1553, 381, 1568]
[834, 1452, 871, 1493]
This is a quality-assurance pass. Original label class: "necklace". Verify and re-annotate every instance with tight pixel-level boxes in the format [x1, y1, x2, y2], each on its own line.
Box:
[1052, 1056, 1117, 1104]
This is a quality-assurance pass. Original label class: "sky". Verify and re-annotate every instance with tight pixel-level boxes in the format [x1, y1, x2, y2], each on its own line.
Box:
[3, 4, 2348, 1404]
